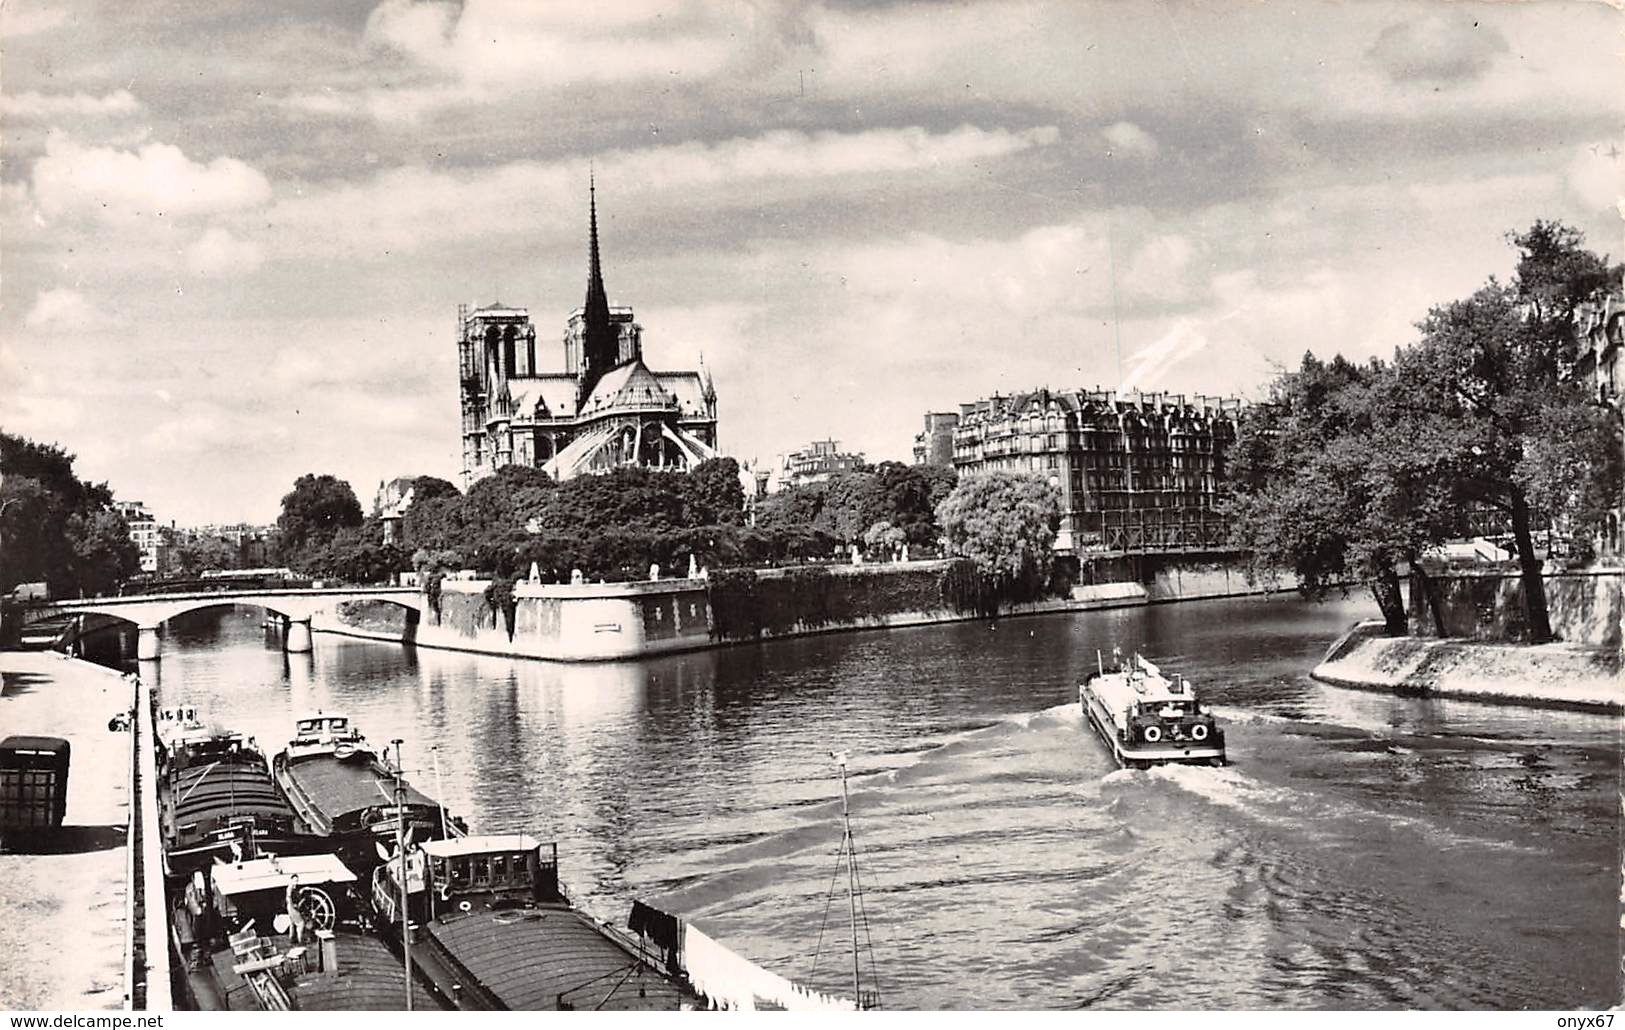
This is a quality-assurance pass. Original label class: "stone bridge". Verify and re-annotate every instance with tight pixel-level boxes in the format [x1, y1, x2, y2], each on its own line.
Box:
[25, 587, 424, 659]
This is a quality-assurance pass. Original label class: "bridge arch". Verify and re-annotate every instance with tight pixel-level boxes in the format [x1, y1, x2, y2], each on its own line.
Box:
[24, 588, 424, 660]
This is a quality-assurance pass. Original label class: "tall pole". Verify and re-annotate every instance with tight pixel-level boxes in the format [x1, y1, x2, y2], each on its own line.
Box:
[393, 739, 414, 1011]
[834, 751, 860, 1004]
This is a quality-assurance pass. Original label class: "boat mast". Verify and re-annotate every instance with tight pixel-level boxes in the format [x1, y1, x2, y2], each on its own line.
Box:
[833, 750, 861, 1003]
[392, 739, 414, 1012]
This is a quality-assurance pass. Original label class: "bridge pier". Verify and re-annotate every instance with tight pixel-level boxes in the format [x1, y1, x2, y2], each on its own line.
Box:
[136, 623, 162, 661]
[285, 616, 314, 654]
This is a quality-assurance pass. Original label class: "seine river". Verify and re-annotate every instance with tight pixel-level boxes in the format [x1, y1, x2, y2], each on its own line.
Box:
[127, 595, 1617, 1009]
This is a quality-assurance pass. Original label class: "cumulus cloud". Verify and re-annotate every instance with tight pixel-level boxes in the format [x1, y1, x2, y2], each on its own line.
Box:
[23, 288, 109, 330]
[0, 89, 143, 120]
[358, 0, 755, 114]
[31, 136, 272, 223]
[1368, 11, 1509, 86]
[1101, 121, 1159, 160]
[184, 226, 265, 277]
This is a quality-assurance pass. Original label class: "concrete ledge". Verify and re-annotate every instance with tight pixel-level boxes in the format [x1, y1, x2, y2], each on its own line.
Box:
[1311, 628, 1623, 713]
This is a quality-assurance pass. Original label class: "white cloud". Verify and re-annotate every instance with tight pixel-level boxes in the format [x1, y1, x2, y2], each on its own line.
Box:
[31, 135, 272, 223]
[1, 5, 68, 37]
[1367, 11, 1508, 86]
[1122, 234, 1196, 301]
[1101, 121, 1159, 160]
[259, 124, 1059, 257]
[1564, 138, 1625, 217]
[185, 226, 265, 278]
[365, 0, 748, 82]
[23, 288, 108, 330]
[0, 89, 143, 120]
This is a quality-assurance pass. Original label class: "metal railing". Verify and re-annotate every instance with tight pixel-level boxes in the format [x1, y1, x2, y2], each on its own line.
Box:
[1070, 508, 1232, 553]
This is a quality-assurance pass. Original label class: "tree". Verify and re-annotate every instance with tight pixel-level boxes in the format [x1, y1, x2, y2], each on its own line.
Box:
[1387, 224, 1621, 641]
[681, 458, 746, 526]
[276, 474, 363, 563]
[814, 472, 888, 543]
[410, 476, 461, 503]
[862, 520, 906, 561]
[171, 534, 243, 576]
[65, 508, 141, 596]
[873, 461, 958, 548]
[1, 432, 133, 597]
[935, 471, 1061, 601]
[1223, 353, 1449, 634]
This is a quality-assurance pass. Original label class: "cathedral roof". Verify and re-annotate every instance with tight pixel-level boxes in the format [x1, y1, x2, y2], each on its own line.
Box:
[507, 374, 581, 419]
[652, 371, 710, 417]
[579, 360, 675, 416]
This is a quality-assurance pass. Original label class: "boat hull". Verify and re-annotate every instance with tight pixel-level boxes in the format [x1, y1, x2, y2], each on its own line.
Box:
[272, 751, 451, 873]
[1083, 689, 1225, 768]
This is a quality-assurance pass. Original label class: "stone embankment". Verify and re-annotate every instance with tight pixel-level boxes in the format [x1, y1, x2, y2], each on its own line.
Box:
[320, 558, 1299, 662]
[1312, 620, 1623, 712]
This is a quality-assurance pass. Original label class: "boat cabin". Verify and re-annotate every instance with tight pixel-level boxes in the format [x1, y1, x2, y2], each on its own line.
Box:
[166, 728, 262, 771]
[285, 712, 367, 762]
[211, 853, 359, 930]
[371, 834, 561, 930]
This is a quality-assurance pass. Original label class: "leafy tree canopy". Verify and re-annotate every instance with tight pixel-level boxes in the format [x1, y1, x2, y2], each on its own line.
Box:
[1, 431, 137, 596]
[935, 471, 1060, 593]
[276, 473, 363, 559]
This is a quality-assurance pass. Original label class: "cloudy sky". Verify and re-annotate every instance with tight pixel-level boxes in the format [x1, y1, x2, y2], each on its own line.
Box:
[2, 0, 1620, 524]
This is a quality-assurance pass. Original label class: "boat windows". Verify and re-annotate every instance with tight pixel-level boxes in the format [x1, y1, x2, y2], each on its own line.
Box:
[490, 855, 508, 884]
[471, 856, 490, 887]
[448, 857, 474, 890]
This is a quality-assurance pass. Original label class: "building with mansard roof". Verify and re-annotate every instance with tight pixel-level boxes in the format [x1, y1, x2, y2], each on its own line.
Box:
[458, 183, 718, 487]
[949, 387, 1247, 554]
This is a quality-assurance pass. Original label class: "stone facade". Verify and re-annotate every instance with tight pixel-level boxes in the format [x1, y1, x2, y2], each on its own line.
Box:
[912, 412, 959, 466]
[778, 439, 865, 490]
[950, 387, 1245, 553]
[458, 184, 718, 488]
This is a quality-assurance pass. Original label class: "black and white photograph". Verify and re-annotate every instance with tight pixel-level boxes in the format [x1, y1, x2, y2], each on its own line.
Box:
[0, 0, 1620, 1015]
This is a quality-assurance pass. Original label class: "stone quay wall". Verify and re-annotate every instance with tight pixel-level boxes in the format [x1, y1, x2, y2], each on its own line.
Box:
[320, 555, 1298, 661]
[1408, 569, 1623, 649]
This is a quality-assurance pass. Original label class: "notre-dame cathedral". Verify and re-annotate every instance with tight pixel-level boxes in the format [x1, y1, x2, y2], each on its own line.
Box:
[458, 182, 718, 487]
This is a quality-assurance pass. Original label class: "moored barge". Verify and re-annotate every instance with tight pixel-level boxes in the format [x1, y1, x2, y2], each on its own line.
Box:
[370, 833, 856, 1011]
[169, 850, 447, 1011]
[1081, 652, 1226, 768]
[155, 709, 314, 879]
[271, 713, 456, 871]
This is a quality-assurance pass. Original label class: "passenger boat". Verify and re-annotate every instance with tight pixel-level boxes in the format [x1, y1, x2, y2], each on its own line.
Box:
[369, 833, 857, 1011]
[155, 709, 313, 880]
[1080, 651, 1226, 768]
[168, 850, 447, 1011]
[270, 713, 459, 872]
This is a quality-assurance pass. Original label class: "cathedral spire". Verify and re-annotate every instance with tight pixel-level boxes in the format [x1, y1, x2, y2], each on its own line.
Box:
[578, 172, 620, 402]
[585, 172, 609, 320]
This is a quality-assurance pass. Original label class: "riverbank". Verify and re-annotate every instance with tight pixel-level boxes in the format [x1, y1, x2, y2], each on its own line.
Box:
[1312, 621, 1623, 712]
[0, 652, 134, 1009]
[318, 558, 1301, 662]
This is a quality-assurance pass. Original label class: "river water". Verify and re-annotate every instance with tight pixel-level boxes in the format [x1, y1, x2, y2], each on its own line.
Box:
[130, 595, 1618, 1009]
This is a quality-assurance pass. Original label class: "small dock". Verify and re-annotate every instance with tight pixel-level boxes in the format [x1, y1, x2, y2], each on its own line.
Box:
[0, 651, 168, 1010]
